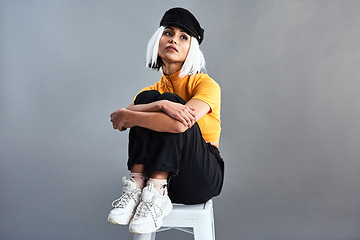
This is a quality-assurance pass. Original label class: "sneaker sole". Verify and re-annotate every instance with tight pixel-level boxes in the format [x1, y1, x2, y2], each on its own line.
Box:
[108, 212, 134, 225]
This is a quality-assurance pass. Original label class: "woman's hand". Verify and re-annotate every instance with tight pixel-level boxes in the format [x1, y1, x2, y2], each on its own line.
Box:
[110, 108, 128, 131]
[109, 99, 208, 133]
[161, 101, 196, 128]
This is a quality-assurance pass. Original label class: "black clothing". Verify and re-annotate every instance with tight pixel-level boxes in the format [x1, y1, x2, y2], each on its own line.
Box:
[127, 90, 224, 204]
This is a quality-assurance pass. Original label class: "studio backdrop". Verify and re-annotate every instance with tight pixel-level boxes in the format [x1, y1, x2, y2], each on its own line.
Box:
[1, 1, 360, 240]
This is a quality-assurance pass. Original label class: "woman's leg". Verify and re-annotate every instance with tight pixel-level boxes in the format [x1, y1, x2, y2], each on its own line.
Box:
[108, 90, 170, 228]
[145, 92, 224, 204]
[127, 90, 161, 172]
[126, 91, 224, 234]
[128, 90, 171, 195]
[127, 90, 224, 204]
[127, 91, 186, 177]
[168, 137, 224, 204]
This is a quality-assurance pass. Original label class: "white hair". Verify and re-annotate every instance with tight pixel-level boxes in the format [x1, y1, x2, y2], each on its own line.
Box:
[146, 26, 206, 77]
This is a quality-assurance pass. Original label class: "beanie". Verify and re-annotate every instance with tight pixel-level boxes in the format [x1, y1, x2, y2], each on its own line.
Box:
[160, 7, 204, 44]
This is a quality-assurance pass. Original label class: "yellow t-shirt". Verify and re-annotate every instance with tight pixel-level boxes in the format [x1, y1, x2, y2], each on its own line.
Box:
[136, 71, 221, 143]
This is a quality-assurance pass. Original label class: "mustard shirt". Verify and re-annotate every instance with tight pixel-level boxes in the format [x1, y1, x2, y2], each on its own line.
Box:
[136, 71, 221, 143]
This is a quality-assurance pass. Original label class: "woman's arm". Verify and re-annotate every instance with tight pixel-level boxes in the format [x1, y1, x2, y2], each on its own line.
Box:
[184, 98, 210, 122]
[126, 100, 198, 128]
[111, 108, 187, 133]
[126, 101, 162, 112]
[110, 99, 210, 133]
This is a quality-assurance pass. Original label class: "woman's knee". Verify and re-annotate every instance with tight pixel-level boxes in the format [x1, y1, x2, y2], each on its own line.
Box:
[134, 90, 161, 105]
[158, 92, 186, 104]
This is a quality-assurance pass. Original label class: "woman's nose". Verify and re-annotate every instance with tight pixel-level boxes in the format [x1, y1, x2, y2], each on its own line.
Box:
[169, 38, 177, 44]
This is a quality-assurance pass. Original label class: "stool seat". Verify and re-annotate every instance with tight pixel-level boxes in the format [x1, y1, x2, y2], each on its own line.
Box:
[133, 199, 215, 240]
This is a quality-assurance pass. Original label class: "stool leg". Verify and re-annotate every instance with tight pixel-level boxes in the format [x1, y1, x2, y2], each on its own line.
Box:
[211, 207, 216, 240]
[133, 232, 156, 240]
[150, 232, 156, 240]
[193, 217, 215, 240]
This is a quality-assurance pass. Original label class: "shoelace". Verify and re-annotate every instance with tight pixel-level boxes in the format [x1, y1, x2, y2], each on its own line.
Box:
[111, 184, 140, 208]
[133, 197, 163, 227]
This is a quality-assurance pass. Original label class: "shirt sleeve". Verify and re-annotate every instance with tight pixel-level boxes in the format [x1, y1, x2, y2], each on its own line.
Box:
[191, 76, 221, 113]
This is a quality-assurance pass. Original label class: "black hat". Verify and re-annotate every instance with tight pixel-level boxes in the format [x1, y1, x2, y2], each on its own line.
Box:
[160, 7, 204, 44]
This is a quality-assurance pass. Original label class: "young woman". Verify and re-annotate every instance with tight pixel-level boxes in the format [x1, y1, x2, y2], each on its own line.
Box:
[107, 7, 224, 234]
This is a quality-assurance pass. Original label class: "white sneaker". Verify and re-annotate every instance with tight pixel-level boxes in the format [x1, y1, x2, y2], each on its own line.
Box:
[129, 183, 173, 234]
[107, 177, 141, 225]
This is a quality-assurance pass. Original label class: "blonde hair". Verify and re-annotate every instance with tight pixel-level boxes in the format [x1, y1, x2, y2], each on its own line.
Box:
[146, 26, 206, 77]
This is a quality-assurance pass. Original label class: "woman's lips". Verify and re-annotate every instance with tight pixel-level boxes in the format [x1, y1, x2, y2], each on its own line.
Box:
[166, 45, 178, 52]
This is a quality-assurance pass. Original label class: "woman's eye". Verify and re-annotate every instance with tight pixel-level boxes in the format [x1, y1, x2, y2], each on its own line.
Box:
[164, 31, 172, 36]
[181, 35, 188, 40]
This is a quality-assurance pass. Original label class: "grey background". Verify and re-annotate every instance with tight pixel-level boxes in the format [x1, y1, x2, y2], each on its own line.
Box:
[1, 0, 360, 240]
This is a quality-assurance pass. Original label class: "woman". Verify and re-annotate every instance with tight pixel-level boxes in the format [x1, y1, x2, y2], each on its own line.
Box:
[107, 7, 224, 234]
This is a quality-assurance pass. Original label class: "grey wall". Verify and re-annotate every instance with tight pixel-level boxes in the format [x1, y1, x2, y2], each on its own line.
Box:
[1, 0, 360, 240]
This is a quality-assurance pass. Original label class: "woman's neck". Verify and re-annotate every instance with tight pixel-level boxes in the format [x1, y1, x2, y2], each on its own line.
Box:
[162, 62, 182, 76]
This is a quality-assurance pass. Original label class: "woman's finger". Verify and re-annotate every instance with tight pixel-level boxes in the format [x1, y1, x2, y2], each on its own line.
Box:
[175, 113, 188, 127]
[183, 115, 192, 128]
[184, 110, 196, 127]
[180, 116, 188, 127]
[185, 110, 196, 123]
[189, 108, 196, 118]
[113, 118, 119, 129]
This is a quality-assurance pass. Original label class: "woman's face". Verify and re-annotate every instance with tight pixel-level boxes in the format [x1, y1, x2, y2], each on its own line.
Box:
[158, 26, 191, 66]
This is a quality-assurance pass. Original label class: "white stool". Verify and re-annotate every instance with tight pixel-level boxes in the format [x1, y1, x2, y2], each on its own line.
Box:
[133, 199, 215, 240]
